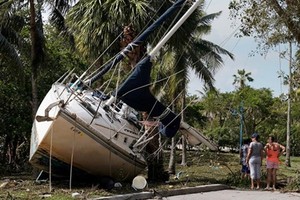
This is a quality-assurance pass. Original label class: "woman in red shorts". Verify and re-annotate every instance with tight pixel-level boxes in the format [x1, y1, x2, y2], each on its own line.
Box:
[264, 135, 285, 190]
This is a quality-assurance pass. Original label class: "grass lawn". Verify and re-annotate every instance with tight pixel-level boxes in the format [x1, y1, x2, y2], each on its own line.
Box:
[0, 151, 299, 199]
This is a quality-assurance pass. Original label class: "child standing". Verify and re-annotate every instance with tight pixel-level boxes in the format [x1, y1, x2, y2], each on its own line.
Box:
[240, 138, 250, 179]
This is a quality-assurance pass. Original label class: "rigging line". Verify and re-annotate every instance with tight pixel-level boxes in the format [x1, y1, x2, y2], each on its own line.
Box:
[84, 49, 121, 82]
[102, 61, 121, 95]
[219, 24, 242, 47]
[230, 37, 241, 53]
[151, 0, 188, 48]
[69, 127, 76, 191]
[90, 32, 122, 70]
[165, 94, 199, 128]
[135, 66, 182, 140]
[144, 89, 186, 137]
[135, 75, 173, 137]
[134, 55, 185, 137]
[86, 0, 170, 82]
[222, 37, 241, 64]
[204, 0, 213, 12]
[92, 63, 123, 123]
[138, 132, 159, 152]
[49, 124, 53, 193]
[140, 96, 199, 157]
[272, 45, 296, 63]
[145, 136, 168, 160]
[135, 0, 169, 37]
[147, 74, 171, 118]
[190, 23, 241, 74]
[133, 0, 169, 39]
[84, 0, 167, 81]
[118, 68, 185, 98]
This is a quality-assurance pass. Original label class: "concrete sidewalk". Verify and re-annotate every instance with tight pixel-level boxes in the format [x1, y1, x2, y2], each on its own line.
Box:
[90, 184, 230, 200]
[90, 184, 300, 200]
[163, 189, 300, 200]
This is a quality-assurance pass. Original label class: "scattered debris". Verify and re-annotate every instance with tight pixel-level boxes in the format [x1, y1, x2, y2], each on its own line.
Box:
[0, 180, 9, 189]
[114, 182, 122, 188]
[39, 193, 52, 198]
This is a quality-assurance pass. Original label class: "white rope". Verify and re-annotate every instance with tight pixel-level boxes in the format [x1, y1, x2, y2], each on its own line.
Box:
[69, 127, 76, 191]
[49, 124, 53, 193]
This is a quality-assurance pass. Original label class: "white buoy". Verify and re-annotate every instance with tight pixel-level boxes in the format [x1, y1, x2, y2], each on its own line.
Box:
[132, 176, 147, 190]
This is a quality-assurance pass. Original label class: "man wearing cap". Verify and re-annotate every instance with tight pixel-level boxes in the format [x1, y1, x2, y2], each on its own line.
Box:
[246, 133, 264, 190]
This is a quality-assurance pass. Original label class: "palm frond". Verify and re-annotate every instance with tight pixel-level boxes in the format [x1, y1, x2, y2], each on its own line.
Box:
[199, 11, 222, 25]
[0, 32, 22, 68]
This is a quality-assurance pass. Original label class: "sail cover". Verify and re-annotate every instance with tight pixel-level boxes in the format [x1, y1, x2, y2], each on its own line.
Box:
[116, 56, 181, 138]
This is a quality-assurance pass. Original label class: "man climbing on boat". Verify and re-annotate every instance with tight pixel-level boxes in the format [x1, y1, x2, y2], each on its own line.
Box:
[141, 112, 169, 182]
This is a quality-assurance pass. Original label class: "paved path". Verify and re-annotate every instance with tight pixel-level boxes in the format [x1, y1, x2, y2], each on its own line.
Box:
[161, 189, 300, 200]
[92, 184, 300, 200]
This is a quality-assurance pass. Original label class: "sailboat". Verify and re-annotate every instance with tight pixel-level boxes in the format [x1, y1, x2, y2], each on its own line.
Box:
[29, 0, 217, 181]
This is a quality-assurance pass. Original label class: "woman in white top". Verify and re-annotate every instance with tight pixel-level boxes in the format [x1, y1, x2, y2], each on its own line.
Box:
[246, 133, 264, 190]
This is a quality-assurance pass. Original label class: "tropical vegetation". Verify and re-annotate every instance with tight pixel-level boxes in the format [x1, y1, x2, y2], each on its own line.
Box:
[0, 0, 299, 195]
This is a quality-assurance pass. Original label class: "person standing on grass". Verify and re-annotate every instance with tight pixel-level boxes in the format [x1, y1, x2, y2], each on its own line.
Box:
[240, 138, 251, 179]
[246, 133, 264, 190]
[264, 135, 286, 190]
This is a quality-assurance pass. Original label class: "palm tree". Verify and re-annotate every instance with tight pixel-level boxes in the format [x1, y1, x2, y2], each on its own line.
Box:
[0, 0, 23, 69]
[157, 12, 234, 170]
[29, 0, 45, 116]
[233, 69, 254, 89]
[66, 0, 151, 60]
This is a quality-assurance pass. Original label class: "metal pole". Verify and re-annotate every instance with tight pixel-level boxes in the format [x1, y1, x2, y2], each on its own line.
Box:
[239, 101, 243, 148]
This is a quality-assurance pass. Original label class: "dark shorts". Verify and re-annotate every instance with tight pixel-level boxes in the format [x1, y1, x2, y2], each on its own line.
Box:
[241, 164, 250, 174]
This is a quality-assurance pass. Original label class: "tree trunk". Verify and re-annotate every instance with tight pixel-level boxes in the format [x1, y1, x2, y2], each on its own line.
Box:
[181, 135, 187, 166]
[285, 41, 292, 167]
[29, 0, 44, 117]
[168, 137, 176, 174]
[29, 0, 45, 178]
[269, 0, 300, 44]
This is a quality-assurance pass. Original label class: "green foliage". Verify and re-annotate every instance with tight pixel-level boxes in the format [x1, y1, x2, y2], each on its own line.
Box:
[183, 82, 300, 158]
[232, 69, 254, 89]
[284, 171, 300, 192]
[229, 0, 299, 51]
[185, 96, 207, 128]
[0, 22, 87, 172]
[0, 77, 32, 172]
[39, 25, 87, 95]
[222, 170, 267, 188]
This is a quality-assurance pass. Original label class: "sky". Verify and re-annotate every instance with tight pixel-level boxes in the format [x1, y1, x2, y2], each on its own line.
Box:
[187, 0, 290, 97]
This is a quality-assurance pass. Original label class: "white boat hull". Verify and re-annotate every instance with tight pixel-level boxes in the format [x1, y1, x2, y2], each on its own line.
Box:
[30, 83, 146, 180]
[29, 84, 217, 181]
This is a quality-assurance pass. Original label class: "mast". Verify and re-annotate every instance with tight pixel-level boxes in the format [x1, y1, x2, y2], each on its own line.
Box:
[115, 0, 203, 138]
[149, 0, 202, 56]
[86, 0, 186, 85]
